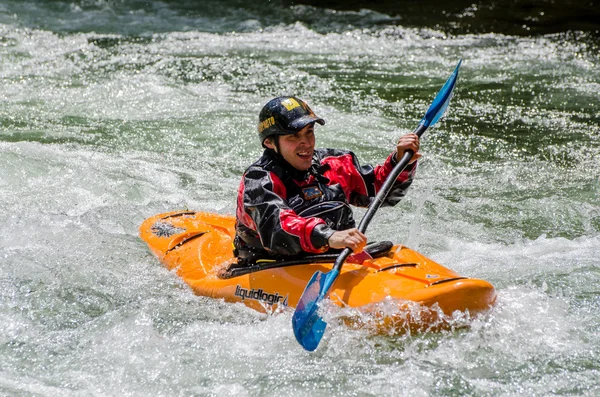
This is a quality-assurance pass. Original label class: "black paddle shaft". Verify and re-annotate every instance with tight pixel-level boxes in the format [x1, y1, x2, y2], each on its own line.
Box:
[332, 123, 428, 271]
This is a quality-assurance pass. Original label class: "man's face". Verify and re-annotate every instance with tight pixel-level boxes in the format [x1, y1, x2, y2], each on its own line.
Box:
[266, 124, 315, 171]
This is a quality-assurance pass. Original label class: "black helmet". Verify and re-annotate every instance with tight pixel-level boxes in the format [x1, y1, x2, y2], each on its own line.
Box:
[257, 96, 325, 147]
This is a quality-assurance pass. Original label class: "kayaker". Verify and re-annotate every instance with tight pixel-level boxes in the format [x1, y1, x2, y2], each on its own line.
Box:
[234, 96, 420, 266]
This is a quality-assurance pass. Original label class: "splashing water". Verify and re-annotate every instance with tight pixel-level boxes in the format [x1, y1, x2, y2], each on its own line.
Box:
[1, 1, 599, 396]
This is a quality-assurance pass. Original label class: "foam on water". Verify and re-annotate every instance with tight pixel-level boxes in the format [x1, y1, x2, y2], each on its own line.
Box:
[1, 1, 599, 395]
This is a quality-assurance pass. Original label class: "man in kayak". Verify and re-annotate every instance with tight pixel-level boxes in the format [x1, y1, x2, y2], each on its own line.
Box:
[234, 96, 420, 266]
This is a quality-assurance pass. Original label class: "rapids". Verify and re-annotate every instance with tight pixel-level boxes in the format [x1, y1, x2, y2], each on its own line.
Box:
[1, 1, 599, 396]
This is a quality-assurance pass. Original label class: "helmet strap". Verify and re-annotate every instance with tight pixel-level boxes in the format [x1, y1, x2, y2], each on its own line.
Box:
[263, 136, 280, 153]
[273, 135, 281, 154]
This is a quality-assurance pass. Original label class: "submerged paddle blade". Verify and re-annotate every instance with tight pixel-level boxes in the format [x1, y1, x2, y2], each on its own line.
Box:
[421, 59, 462, 128]
[292, 269, 339, 351]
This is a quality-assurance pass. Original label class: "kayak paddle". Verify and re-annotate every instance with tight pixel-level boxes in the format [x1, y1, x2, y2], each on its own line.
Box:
[292, 59, 463, 351]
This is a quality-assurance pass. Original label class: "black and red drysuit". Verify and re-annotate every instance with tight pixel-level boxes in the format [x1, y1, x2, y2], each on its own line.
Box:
[234, 148, 417, 264]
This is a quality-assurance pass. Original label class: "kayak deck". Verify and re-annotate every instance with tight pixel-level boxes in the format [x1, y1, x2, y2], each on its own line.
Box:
[140, 211, 496, 333]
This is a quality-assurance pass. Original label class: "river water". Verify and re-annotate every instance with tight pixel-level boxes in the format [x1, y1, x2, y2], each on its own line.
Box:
[1, 1, 599, 396]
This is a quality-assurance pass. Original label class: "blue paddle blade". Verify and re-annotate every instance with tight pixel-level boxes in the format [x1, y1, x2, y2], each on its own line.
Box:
[292, 269, 339, 351]
[291, 59, 463, 351]
[421, 59, 462, 128]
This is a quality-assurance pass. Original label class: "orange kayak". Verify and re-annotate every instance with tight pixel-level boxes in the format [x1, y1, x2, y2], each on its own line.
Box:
[140, 211, 496, 333]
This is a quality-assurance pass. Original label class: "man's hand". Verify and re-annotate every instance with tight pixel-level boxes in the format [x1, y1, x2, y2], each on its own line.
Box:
[328, 228, 367, 252]
[395, 133, 421, 163]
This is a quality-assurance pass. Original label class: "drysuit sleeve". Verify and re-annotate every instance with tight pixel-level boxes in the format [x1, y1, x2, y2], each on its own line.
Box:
[373, 151, 418, 206]
[323, 149, 417, 208]
[236, 167, 335, 256]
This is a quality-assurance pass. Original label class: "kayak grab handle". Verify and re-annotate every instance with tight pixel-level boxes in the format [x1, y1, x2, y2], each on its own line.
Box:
[376, 263, 419, 272]
[426, 277, 468, 287]
[160, 211, 196, 219]
[165, 231, 208, 254]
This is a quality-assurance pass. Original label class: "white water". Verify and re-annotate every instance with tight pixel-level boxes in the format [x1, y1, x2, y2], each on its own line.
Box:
[1, 1, 599, 396]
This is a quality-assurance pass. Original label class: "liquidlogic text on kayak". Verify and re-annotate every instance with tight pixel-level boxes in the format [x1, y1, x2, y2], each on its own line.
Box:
[139, 210, 496, 334]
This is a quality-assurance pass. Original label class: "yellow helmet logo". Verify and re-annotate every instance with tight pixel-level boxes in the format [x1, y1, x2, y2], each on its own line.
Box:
[258, 116, 275, 133]
[281, 98, 301, 111]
